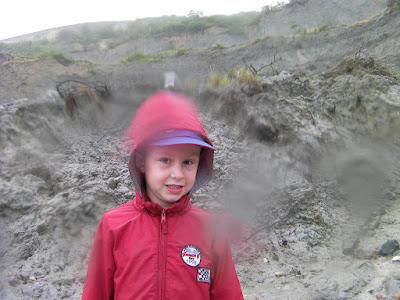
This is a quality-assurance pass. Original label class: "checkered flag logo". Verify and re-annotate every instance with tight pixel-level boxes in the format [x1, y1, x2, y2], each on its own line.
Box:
[197, 267, 211, 284]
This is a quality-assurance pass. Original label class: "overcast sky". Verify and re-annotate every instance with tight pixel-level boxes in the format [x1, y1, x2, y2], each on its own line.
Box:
[0, 0, 287, 41]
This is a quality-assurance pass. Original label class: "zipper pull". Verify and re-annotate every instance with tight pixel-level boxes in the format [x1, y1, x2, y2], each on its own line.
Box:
[161, 210, 168, 234]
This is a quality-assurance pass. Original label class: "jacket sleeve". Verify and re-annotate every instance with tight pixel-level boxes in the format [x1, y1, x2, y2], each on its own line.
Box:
[82, 215, 115, 300]
[210, 228, 244, 300]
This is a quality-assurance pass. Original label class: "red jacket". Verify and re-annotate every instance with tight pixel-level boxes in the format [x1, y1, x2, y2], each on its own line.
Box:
[82, 190, 243, 299]
[82, 91, 243, 299]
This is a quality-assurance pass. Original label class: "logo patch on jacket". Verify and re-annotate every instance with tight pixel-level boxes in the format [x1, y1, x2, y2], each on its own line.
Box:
[181, 244, 201, 267]
[197, 267, 211, 284]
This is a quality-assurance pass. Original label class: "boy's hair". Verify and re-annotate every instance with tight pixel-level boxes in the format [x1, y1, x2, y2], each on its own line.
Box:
[125, 91, 215, 197]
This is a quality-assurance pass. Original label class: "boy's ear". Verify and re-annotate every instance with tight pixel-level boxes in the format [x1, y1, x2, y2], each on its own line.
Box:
[135, 152, 145, 173]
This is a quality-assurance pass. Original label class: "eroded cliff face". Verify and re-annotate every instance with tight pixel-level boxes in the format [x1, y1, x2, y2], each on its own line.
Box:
[1, 56, 399, 299]
[1, 0, 397, 103]
[1, 1, 400, 299]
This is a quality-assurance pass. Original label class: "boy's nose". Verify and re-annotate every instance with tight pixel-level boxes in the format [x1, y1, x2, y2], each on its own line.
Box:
[170, 164, 184, 179]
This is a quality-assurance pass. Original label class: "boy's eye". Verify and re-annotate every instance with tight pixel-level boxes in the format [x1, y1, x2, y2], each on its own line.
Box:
[183, 160, 194, 165]
[160, 158, 171, 164]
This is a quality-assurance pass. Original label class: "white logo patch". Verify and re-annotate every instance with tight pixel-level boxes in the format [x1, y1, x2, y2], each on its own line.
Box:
[197, 267, 211, 284]
[181, 244, 201, 267]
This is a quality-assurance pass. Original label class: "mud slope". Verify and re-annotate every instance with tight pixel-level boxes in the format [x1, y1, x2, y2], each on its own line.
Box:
[1, 55, 400, 299]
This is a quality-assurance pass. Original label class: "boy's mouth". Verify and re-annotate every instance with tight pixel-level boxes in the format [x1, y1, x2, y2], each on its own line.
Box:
[166, 185, 183, 194]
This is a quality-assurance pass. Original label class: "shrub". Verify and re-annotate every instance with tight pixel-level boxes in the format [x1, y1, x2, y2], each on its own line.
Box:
[209, 73, 231, 88]
[57, 29, 79, 43]
[119, 50, 176, 64]
[121, 51, 156, 63]
[209, 68, 257, 88]
[186, 21, 203, 33]
[125, 51, 147, 63]
[111, 12, 261, 44]
[176, 48, 187, 56]
[212, 43, 226, 50]
[36, 50, 74, 66]
[294, 27, 304, 35]
[318, 25, 331, 32]
[237, 69, 257, 85]
[305, 24, 332, 34]
[287, 0, 308, 7]
[388, 0, 400, 9]
[0, 40, 51, 57]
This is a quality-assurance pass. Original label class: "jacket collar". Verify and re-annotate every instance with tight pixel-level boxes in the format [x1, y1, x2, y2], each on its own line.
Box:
[133, 187, 192, 216]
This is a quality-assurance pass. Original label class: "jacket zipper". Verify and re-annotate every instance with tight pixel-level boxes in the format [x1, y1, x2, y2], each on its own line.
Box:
[159, 209, 168, 299]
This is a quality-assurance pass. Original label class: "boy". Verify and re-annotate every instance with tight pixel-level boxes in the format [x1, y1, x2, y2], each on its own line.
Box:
[82, 91, 244, 299]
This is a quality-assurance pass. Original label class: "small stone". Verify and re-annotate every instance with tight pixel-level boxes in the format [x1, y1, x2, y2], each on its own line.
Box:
[378, 239, 399, 256]
[282, 285, 292, 291]
[33, 285, 43, 298]
[8, 278, 19, 287]
[392, 256, 400, 262]
[263, 258, 269, 263]
[275, 271, 286, 277]
[19, 274, 29, 283]
[107, 178, 118, 189]
[395, 290, 400, 299]
[376, 295, 383, 299]
[36, 221, 47, 235]
[29, 276, 36, 281]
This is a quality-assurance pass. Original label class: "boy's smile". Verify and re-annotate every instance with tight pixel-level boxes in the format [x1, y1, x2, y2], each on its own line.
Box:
[142, 144, 201, 208]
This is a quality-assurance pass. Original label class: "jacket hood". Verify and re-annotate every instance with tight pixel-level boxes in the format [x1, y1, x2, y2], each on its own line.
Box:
[125, 90, 214, 197]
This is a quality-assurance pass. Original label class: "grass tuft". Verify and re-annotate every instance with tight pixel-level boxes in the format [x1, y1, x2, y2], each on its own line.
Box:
[209, 68, 257, 88]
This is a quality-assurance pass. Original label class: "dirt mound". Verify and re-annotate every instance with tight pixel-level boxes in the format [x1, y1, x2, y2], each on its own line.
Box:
[324, 57, 395, 79]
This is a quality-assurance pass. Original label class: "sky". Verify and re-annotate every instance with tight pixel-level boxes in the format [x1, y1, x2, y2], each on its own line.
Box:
[0, 0, 286, 41]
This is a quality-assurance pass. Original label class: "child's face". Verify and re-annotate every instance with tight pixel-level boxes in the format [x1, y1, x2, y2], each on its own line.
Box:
[141, 144, 201, 208]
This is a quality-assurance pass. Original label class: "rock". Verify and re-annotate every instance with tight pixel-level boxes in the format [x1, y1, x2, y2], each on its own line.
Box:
[384, 276, 400, 300]
[275, 271, 286, 277]
[310, 277, 339, 299]
[32, 285, 43, 298]
[36, 220, 48, 235]
[343, 278, 368, 294]
[343, 238, 360, 256]
[52, 278, 76, 286]
[107, 178, 119, 189]
[393, 256, 400, 262]
[282, 285, 292, 291]
[378, 239, 400, 256]
[8, 278, 19, 287]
